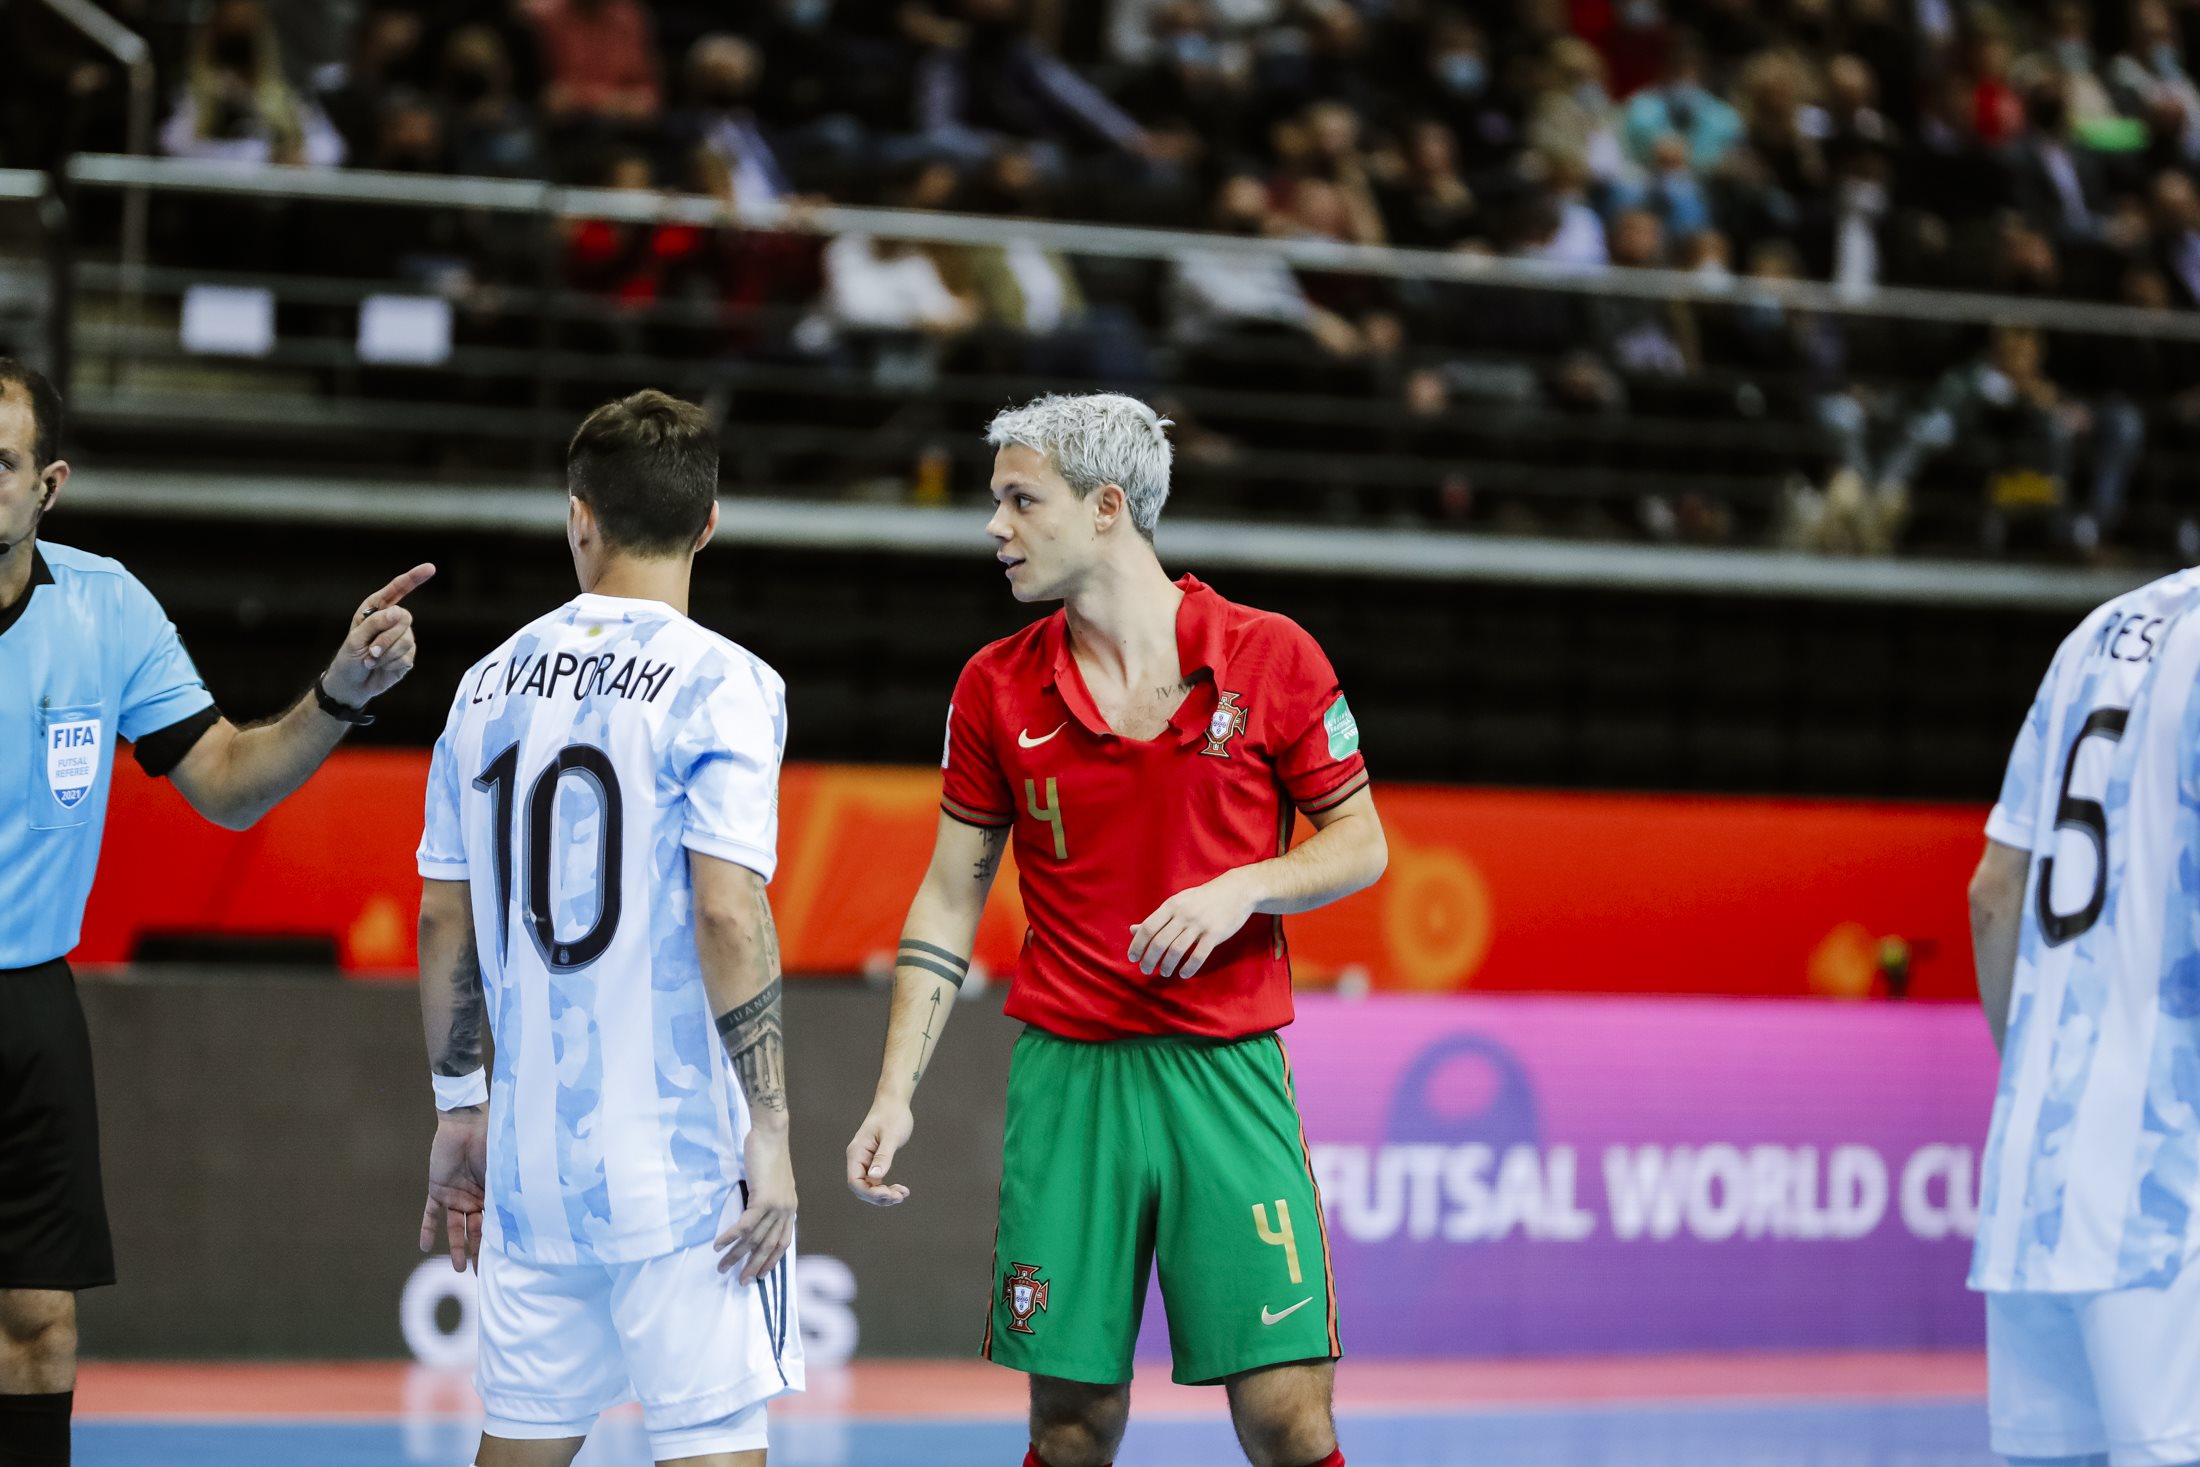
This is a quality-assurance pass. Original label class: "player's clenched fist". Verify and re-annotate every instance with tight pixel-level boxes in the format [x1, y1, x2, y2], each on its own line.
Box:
[326, 563, 436, 706]
[1129, 869, 1261, 980]
[846, 1097, 915, 1207]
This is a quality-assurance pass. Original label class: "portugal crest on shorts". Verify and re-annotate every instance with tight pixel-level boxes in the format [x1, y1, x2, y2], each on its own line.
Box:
[1004, 1262, 1050, 1334]
[1201, 690, 1248, 759]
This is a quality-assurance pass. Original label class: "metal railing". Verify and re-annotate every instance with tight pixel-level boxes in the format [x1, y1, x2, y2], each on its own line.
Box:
[46, 153, 2200, 565]
[37, 3, 152, 306]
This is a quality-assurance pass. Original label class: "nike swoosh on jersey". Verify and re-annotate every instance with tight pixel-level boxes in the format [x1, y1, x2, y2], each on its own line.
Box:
[1261, 1298, 1314, 1326]
[1018, 723, 1067, 748]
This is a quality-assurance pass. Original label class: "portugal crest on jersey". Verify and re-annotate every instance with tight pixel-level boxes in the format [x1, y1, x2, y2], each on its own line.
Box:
[1004, 1262, 1050, 1334]
[1202, 690, 1249, 758]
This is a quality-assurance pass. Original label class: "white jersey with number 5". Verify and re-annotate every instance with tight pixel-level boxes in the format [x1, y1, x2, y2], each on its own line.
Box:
[1972, 567, 2200, 1294]
[416, 593, 787, 1267]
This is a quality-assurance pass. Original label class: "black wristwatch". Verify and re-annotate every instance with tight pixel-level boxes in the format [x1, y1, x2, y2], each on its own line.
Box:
[313, 676, 375, 726]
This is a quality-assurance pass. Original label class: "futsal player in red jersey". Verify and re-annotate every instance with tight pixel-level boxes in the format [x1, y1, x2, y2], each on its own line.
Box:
[843, 393, 1388, 1467]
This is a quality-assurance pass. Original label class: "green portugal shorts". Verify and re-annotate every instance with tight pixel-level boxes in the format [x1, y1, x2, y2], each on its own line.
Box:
[981, 1027, 1339, 1387]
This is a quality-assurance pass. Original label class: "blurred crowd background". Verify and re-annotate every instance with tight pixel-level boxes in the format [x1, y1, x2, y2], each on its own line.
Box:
[11, 0, 2200, 560]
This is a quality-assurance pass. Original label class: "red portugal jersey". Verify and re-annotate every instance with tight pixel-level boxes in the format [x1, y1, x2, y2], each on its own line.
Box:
[940, 575, 1369, 1041]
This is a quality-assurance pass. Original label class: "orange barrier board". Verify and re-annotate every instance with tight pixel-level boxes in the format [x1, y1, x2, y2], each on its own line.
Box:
[80, 754, 1987, 998]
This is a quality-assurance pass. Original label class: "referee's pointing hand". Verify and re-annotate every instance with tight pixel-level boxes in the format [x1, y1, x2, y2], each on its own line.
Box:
[324, 563, 436, 706]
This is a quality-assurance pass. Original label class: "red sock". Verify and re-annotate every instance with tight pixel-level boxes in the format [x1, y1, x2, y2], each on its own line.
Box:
[1022, 1453, 1112, 1467]
[1298, 1452, 1345, 1467]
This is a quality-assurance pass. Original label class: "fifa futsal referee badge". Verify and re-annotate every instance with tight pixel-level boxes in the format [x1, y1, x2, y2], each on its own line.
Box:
[1202, 690, 1249, 759]
[45, 715, 100, 809]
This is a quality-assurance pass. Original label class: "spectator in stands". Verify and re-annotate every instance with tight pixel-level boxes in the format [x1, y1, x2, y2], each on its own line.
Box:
[564, 150, 712, 312]
[533, 0, 662, 136]
[1526, 37, 1627, 184]
[1730, 50, 1831, 248]
[2109, 0, 2200, 163]
[1821, 53, 1899, 177]
[913, 0, 1168, 173]
[366, 90, 451, 174]
[162, 0, 346, 167]
[818, 162, 980, 343]
[1609, 133, 1715, 247]
[1170, 172, 1364, 359]
[1514, 151, 1607, 269]
[1620, 33, 1744, 173]
[1108, 0, 1282, 67]
[425, 0, 545, 106]
[1133, 8, 1266, 168]
[1409, 14, 1519, 175]
[2013, 1, 2119, 136]
[318, 4, 431, 164]
[438, 26, 543, 179]
[2149, 167, 2200, 306]
[2006, 76, 2114, 257]
[1968, 24, 2027, 147]
[667, 36, 797, 215]
[1880, 324, 2139, 554]
[1288, 101, 1388, 247]
[1371, 119, 1483, 251]
[939, 148, 1154, 382]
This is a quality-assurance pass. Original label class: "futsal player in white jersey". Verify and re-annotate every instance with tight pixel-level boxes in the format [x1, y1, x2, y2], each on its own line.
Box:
[1969, 564, 2200, 1467]
[413, 391, 802, 1467]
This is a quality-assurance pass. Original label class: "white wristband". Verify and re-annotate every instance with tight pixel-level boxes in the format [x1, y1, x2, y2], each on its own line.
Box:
[432, 1068, 488, 1111]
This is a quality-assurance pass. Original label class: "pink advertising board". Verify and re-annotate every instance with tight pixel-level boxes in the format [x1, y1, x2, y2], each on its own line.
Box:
[1139, 996, 2001, 1358]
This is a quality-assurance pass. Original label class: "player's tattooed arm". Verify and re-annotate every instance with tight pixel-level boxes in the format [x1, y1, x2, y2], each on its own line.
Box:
[432, 926, 487, 1079]
[693, 855, 792, 1122]
[972, 826, 1007, 885]
[716, 976, 788, 1117]
[418, 877, 489, 1113]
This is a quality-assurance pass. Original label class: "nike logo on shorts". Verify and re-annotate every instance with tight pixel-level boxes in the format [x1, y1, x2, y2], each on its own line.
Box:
[1261, 1298, 1313, 1326]
[1018, 723, 1067, 748]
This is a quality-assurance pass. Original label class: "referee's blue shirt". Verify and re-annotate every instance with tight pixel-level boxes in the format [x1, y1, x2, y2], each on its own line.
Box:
[1, 541, 218, 969]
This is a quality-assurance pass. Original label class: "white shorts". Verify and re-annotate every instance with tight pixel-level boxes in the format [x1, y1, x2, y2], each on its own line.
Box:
[1987, 1263, 2200, 1467]
[475, 1221, 803, 1457]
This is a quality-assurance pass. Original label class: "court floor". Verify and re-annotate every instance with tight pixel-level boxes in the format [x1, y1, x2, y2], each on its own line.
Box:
[74, 1353, 1995, 1466]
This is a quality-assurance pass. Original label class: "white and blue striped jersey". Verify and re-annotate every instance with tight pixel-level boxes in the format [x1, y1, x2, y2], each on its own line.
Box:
[1972, 567, 2200, 1293]
[416, 593, 787, 1266]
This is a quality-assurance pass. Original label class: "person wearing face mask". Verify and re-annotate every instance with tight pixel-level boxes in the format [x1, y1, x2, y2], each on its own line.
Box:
[160, 0, 346, 166]
[1415, 16, 1517, 174]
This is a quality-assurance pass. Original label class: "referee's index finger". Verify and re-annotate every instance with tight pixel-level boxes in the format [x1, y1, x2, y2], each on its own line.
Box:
[364, 563, 437, 612]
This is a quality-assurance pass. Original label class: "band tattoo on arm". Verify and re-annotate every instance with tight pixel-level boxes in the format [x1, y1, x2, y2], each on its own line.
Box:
[716, 976, 788, 1115]
[898, 939, 969, 990]
[972, 827, 1007, 885]
[434, 927, 486, 1077]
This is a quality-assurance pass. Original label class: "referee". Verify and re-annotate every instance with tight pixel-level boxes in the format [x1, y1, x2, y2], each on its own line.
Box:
[0, 359, 432, 1465]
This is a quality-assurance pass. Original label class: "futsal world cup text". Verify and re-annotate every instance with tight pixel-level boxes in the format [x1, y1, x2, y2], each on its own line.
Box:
[1312, 1142, 1981, 1245]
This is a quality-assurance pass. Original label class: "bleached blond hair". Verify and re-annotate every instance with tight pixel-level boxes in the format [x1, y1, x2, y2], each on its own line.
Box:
[984, 392, 1175, 539]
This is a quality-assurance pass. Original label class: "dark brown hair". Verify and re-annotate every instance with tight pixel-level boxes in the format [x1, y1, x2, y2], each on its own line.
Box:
[0, 358, 63, 468]
[566, 390, 719, 555]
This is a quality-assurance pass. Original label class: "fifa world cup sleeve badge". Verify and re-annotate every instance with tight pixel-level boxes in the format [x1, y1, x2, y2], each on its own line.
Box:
[1201, 690, 1249, 759]
[1003, 1262, 1051, 1334]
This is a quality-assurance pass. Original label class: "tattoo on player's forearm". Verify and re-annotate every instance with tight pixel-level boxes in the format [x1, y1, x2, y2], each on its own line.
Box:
[899, 940, 969, 990]
[973, 826, 1007, 884]
[912, 986, 945, 1088]
[434, 928, 486, 1077]
[717, 977, 788, 1115]
[751, 886, 783, 978]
